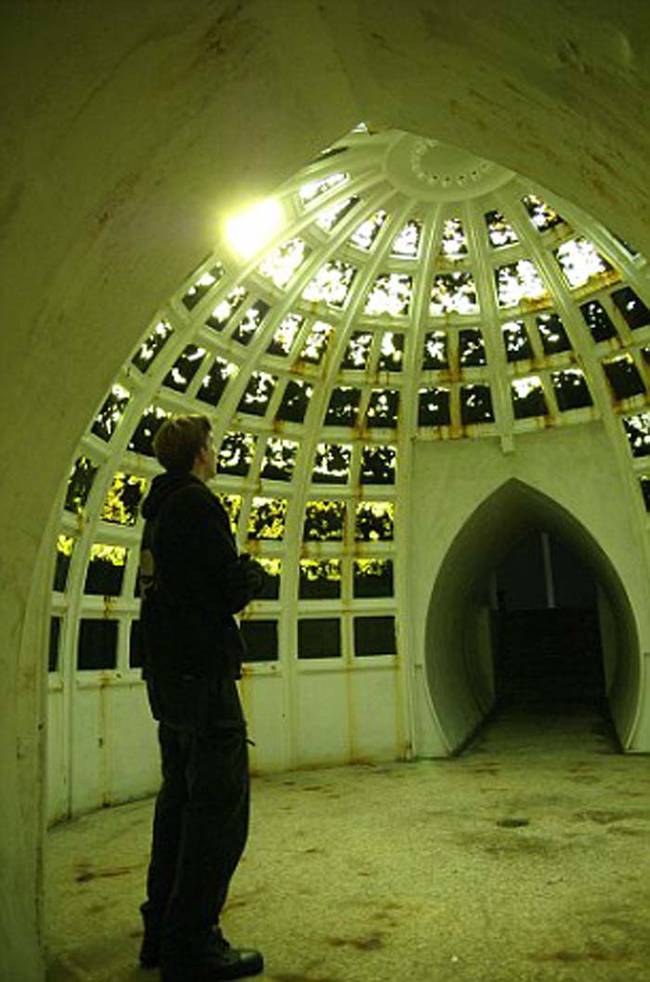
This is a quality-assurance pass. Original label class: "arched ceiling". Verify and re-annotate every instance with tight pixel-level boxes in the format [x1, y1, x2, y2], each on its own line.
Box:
[51, 125, 650, 687]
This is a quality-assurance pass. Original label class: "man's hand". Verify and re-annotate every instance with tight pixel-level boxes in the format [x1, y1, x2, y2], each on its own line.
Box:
[239, 554, 267, 597]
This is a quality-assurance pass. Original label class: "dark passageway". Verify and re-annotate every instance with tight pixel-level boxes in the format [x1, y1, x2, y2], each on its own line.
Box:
[480, 528, 620, 752]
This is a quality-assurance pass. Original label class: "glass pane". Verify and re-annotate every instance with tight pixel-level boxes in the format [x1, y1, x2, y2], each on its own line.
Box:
[276, 379, 312, 423]
[196, 356, 237, 407]
[502, 321, 532, 362]
[439, 218, 468, 262]
[461, 385, 494, 424]
[205, 287, 247, 331]
[91, 384, 130, 441]
[303, 500, 345, 541]
[341, 332, 373, 370]
[611, 287, 650, 330]
[84, 545, 127, 596]
[247, 497, 287, 540]
[511, 377, 547, 419]
[64, 456, 98, 514]
[129, 620, 142, 669]
[459, 329, 486, 367]
[128, 406, 170, 456]
[49, 617, 61, 672]
[430, 272, 478, 316]
[324, 387, 361, 427]
[353, 559, 394, 598]
[77, 619, 118, 671]
[422, 331, 448, 370]
[131, 320, 173, 372]
[349, 210, 387, 251]
[354, 616, 396, 656]
[267, 313, 304, 356]
[364, 274, 412, 316]
[377, 333, 404, 372]
[163, 345, 207, 392]
[232, 300, 270, 346]
[240, 620, 279, 661]
[602, 356, 645, 400]
[256, 559, 281, 600]
[536, 313, 571, 354]
[54, 535, 75, 592]
[218, 432, 257, 477]
[485, 210, 518, 248]
[299, 559, 341, 599]
[418, 387, 451, 427]
[355, 502, 394, 541]
[313, 443, 352, 484]
[365, 389, 399, 428]
[237, 372, 276, 417]
[257, 238, 311, 289]
[580, 300, 617, 342]
[623, 413, 650, 458]
[360, 446, 396, 485]
[298, 618, 341, 659]
[260, 438, 298, 481]
[551, 370, 593, 411]
[522, 195, 564, 232]
[390, 219, 421, 258]
[181, 263, 225, 310]
[101, 473, 147, 526]
[302, 260, 357, 308]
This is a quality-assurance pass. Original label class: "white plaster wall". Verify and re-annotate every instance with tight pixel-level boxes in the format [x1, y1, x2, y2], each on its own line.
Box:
[4, 2, 650, 977]
[46, 660, 407, 824]
[408, 422, 650, 755]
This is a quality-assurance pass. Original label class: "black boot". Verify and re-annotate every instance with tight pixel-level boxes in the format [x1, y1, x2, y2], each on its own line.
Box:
[160, 930, 264, 981]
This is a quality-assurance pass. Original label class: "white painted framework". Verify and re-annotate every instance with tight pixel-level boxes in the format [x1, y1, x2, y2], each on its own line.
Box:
[47, 129, 650, 823]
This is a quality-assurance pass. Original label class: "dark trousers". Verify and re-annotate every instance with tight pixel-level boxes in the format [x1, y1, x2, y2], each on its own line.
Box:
[143, 676, 250, 957]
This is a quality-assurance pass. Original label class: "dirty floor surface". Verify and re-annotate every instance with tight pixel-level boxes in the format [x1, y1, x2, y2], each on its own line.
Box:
[46, 705, 650, 982]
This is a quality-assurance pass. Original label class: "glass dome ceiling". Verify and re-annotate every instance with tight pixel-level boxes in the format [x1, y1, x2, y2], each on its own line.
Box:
[51, 125, 650, 677]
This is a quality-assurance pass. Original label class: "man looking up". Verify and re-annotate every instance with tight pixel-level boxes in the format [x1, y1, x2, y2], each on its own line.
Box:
[137, 414, 266, 982]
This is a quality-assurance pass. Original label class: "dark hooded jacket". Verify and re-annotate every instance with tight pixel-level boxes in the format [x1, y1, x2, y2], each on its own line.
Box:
[139, 471, 261, 688]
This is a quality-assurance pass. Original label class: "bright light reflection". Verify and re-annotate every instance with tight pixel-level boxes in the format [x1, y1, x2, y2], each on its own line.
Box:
[224, 199, 284, 260]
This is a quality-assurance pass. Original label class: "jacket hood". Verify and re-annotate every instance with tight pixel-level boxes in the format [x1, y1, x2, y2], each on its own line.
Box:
[141, 471, 200, 520]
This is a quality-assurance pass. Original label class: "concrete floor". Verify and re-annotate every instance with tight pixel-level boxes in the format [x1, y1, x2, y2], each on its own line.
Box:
[45, 703, 650, 982]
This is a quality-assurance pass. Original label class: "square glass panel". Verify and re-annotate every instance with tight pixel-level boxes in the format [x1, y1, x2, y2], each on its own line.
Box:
[77, 619, 118, 671]
[355, 502, 394, 541]
[461, 385, 494, 424]
[240, 620, 279, 662]
[360, 446, 396, 485]
[181, 263, 225, 310]
[298, 618, 341, 659]
[218, 433, 257, 477]
[276, 379, 312, 423]
[303, 500, 345, 541]
[299, 559, 342, 599]
[132, 320, 173, 372]
[353, 559, 394, 598]
[354, 616, 396, 656]
[197, 356, 237, 407]
[312, 443, 352, 484]
[84, 545, 127, 596]
[247, 497, 287, 540]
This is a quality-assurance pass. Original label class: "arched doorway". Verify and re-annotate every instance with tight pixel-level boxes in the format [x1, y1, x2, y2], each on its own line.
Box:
[492, 529, 605, 712]
[425, 480, 640, 754]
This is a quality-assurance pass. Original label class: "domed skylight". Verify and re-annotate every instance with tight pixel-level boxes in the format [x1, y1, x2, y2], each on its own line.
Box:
[49, 125, 650, 727]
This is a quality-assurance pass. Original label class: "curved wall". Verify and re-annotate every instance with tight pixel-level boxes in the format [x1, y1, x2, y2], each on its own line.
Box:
[425, 478, 640, 753]
[409, 422, 650, 756]
[4, 3, 650, 978]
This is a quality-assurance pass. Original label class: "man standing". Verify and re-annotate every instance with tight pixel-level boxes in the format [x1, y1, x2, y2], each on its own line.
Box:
[138, 414, 266, 982]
